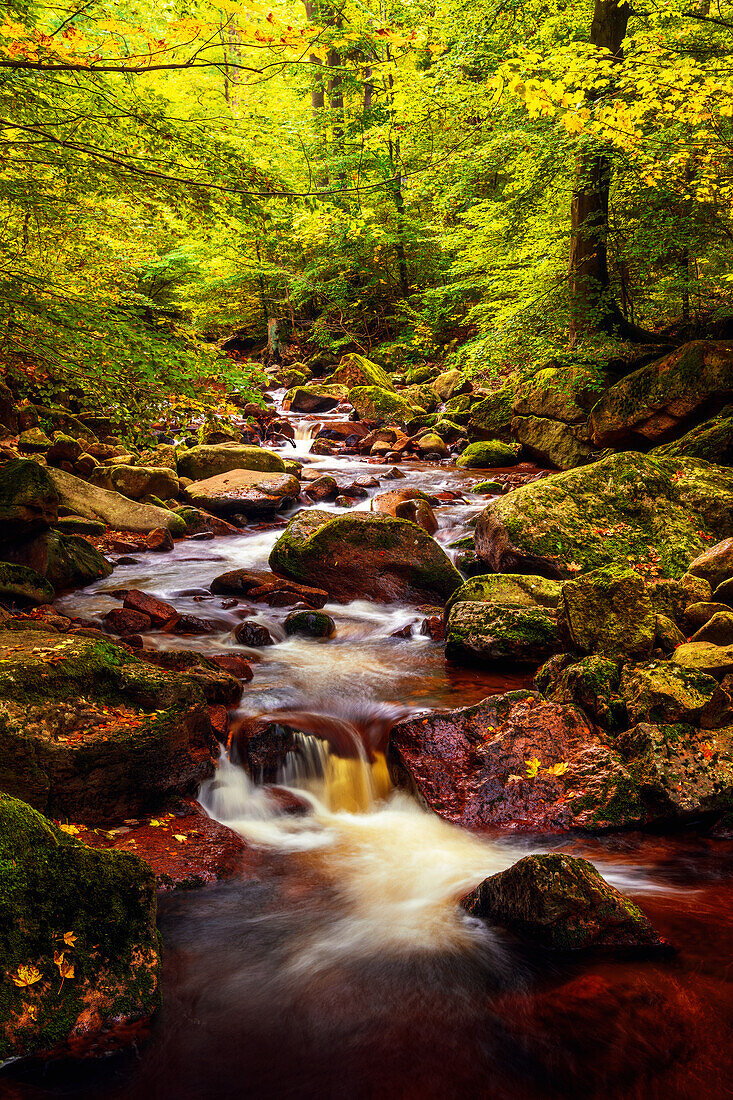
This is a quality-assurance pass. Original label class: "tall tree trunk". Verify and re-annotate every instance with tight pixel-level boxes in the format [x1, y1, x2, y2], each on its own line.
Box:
[568, 0, 655, 343]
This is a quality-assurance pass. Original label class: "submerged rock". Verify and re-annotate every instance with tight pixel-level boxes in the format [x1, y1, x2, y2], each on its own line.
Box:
[0, 793, 160, 1062]
[269, 510, 462, 604]
[0, 629, 216, 824]
[474, 452, 733, 579]
[462, 854, 668, 953]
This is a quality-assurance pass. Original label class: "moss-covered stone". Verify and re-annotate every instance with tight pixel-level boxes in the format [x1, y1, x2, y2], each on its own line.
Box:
[445, 573, 562, 619]
[620, 661, 731, 728]
[461, 854, 667, 952]
[0, 563, 54, 606]
[269, 509, 462, 604]
[511, 416, 593, 470]
[536, 654, 626, 731]
[0, 459, 58, 544]
[44, 531, 113, 589]
[446, 602, 560, 665]
[654, 415, 733, 466]
[48, 468, 185, 535]
[283, 610, 336, 638]
[91, 465, 179, 503]
[475, 451, 733, 579]
[456, 439, 520, 468]
[18, 427, 52, 454]
[467, 384, 516, 442]
[513, 363, 606, 424]
[561, 564, 656, 660]
[176, 443, 285, 481]
[0, 794, 159, 1063]
[401, 383, 439, 413]
[328, 353, 394, 391]
[348, 386, 423, 426]
[0, 629, 216, 823]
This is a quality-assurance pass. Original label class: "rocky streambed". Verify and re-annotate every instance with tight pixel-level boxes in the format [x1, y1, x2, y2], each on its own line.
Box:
[1, 348, 733, 1098]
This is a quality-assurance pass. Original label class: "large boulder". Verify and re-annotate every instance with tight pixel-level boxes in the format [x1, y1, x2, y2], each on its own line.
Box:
[283, 384, 347, 413]
[474, 452, 733, 579]
[456, 440, 520, 468]
[0, 629, 216, 824]
[588, 341, 733, 448]
[0, 459, 58, 544]
[445, 574, 563, 618]
[560, 565, 656, 660]
[0, 794, 159, 1062]
[47, 468, 185, 535]
[620, 662, 731, 728]
[90, 465, 179, 502]
[462, 854, 667, 952]
[513, 364, 605, 424]
[536, 654, 626, 731]
[176, 443, 285, 481]
[433, 369, 471, 401]
[467, 385, 515, 441]
[269, 510, 462, 604]
[446, 603, 560, 665]
[0, 563, 54, 606]
[511, 416, 593, 470]
[654, 414, 733, 466]
[0, 529, 112, 590]
[348, 386, 422, 426]
[183, 470, 300, 517]
[687, 538, 733, 590]
[328, 353, 394, 391]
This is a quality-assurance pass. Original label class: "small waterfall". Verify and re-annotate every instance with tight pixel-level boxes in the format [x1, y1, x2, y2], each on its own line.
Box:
[277, 732, 391, 813]
[291, 421, 321, 457]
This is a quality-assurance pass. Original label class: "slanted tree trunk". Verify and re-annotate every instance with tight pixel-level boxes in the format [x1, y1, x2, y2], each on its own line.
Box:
[568, 0, 657, 343]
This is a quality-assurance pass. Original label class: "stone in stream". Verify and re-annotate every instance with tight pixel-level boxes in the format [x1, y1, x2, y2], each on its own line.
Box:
[588, 340, 733, 448]
[234, 620, 274, 647]
[444, 573, 563, 619]
[446, 603, 560, 666]
[348, 386, 423, 426]
[123, 589, 178, 626]
[1, 529, 113, 591]
[283, 385, 347, 413]
[176, 443, 285, 481]
[0, 628, 217, 824]
[105, 607, 152, 636]
[269, 510, 462, 604]
[371, 488, 439, 535]
[474, 452, 733, 579]
[511, 416, 593, 470]
[387, 688, 733, 831]
[467, 385, 516, 442]
[183, 470, 300, 517]
[462, 854, 669, 953]
[0, 793, 160, 1063]
[48, 467, 186, 534]
[284, 610, 336, 638]
[210, 569, 329, 608]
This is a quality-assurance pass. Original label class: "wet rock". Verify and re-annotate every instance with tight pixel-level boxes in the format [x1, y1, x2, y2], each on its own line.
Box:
[265, 785, 312, 816]
[123, 589, 178, 626]
[0, 793, 159, 1062]
[446, 603, 560, 665]
[588, 341, 733, 448]
[561, 565, 656, 660]
[184, 470, 300, 517]
[536, 654, 625, 731]
[475, 452, 733, 579]
[0, 459, 58, 543]
[691, 611, 733, 646]
[416, 432, 449, 459]
[48, 468, 185, 535]
[371, 488, 439, 534]
[146, 527, 175, 552]
[0, 563, 55, 607]
[269, 509, 462, 604]
[176, 443, 285, 481]
[283, 384, 347, 413]
[420, 614, 445, 642]
[165, 613, 217, 636]
[234, 620, 274, 647]
[137, 650, 243, 705]
[456, 440, 520, 468]
[462, 854, 668, 953]
[511, 416, 593, 470]
[284, 610, 336, 638]
[620, 661, 732, 728]
[105, 608, 152, 636]
[0, 629, 217, 824]
[207, 653, 254, 681]
[304, 475, 339, 502]
[5, 530, 113, 591]
[210, 568, 329, 608]
[687, 537, 733, 590]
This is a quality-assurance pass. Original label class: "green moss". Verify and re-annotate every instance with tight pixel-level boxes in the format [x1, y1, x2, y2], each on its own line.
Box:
[348, 386, 422, 426]
[457, 440, 520, 468]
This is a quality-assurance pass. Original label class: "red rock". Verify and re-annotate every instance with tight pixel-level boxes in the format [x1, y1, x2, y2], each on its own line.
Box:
[164, 613, 217, 635]
[234, 620, 274, 646]
[208, 653, 254, 680]
[146, 527, 174, 552]
[265, 785, 312, 815]
[104, 608, 152, 635]
[420, 615, 445, 642]
[123, 588, 178, 626]
[110, 538, 143, 554]
[208, 704, 230, 740]
[210, 568, 329, 608]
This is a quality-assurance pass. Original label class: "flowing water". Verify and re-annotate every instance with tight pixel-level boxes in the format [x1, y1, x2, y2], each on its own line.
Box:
[5, 402, 733, 1099]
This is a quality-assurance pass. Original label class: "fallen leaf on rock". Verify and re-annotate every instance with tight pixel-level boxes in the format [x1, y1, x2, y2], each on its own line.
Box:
[11, 964, 42, 988]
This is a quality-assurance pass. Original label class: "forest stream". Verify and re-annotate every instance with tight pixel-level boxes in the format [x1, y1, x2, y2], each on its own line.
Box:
[3, 396, 733, 1100]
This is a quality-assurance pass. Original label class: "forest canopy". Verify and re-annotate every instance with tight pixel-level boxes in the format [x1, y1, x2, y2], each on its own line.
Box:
[2, 0, 733, 429]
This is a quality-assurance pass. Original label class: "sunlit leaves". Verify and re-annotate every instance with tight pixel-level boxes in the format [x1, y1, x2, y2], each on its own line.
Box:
[10, 964, 42, 988]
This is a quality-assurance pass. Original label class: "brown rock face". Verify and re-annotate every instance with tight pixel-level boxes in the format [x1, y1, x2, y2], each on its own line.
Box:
[184, 470, 300, 517]
[388, 691, 639, 831]
[123, 589, 178, 626]
[210, 568, 329, 608]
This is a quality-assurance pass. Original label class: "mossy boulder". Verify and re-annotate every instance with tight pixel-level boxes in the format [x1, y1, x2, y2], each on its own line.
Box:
[328, 353, 394, 391]
[513, 364, 606, 424]
[467, 385, 516, 441]
[474, 452, 733, 579]
[90, 465, 179, 502]
[456, 440, 521, 468]
[283, 384, 347, 413]
[0, 563, 54, 607]
[446, 603, 560, 666]
[620, 662, 731, 728]
[672, 641, 733, 680]
[433, 369, 471, 402]
[511, 416, 593, 470]
[588, 340, 733, 448]
[0, 629, 216, 824]
[348, 386, 422, 426]
[0, 459, 58, 544]
[269, 509, 462, 604]
[0, 529, 112, 591]
[48, 468, 185, 535]
[461, 854, 667, 953]
[561, 564, 656, 660]
[283, 610, 336, 638]
[445, 573, 562, 619]
[18, 427, 52, 454]
[654, 414, 733, 466]
[183, 470, 300, 517]
[536, 654, 625, 731]
[176, 443, 285, 481]
[0, 794, 159, 1063]
[401, 383, 439, 413]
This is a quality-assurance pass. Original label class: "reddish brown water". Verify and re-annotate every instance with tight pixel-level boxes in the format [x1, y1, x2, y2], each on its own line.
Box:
[5, 429, 733, 1100]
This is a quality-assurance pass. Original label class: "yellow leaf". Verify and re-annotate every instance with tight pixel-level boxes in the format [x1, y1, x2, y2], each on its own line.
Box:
[547, 762, 568, 776]
[59, 823, 79, 835]
[11, 964, 42, 988]
[62, 932, 77, 947]
[525, 757, 541, 778]
[173, 834, 187, 843]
